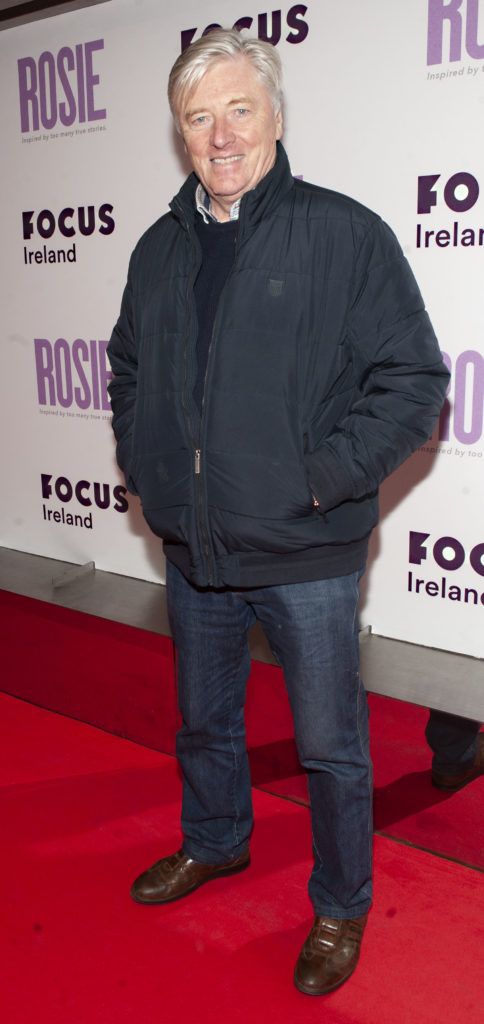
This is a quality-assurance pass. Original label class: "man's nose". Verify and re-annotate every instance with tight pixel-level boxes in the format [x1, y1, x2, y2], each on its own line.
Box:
[210, 115, 235, 149]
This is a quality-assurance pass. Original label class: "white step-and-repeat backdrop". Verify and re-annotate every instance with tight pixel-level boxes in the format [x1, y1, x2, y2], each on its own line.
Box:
[1, 2, 483, 676]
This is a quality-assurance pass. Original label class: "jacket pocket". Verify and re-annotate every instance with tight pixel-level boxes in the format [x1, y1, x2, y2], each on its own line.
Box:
[207, 451, 315, 520]
[130, 450, 191, 510]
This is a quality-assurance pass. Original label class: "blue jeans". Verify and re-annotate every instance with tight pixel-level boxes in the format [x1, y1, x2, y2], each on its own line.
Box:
[166, 560, 372, 919]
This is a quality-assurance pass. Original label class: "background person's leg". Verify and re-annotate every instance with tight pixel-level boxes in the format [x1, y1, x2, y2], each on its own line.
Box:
[426, 709, 483, 791]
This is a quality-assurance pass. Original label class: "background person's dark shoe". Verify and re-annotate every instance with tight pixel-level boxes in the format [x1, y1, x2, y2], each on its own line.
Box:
[432, 734, 484, 792]
[130, 848, 250, 904]
[294, 913, 368, 995]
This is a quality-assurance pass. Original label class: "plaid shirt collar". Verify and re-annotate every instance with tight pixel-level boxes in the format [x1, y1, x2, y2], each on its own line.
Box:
[195, 182, 241, 223]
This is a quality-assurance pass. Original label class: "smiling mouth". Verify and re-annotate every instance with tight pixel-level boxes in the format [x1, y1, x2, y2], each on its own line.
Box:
[211, 155, 244, 165]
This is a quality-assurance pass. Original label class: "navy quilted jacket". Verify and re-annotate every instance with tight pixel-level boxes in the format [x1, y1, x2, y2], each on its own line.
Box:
[108, 144, 449, 588]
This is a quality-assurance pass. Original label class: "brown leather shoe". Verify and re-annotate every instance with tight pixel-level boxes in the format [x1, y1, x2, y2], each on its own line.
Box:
[294, 914, 368, 995]
[130, 848, 250, 905]
[432, 733, 484, 792]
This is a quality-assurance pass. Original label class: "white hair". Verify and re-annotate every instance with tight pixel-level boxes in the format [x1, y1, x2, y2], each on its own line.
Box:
[168, 28, 283, 131]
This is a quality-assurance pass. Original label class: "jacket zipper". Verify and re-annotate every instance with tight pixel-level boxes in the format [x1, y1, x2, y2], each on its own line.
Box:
[196, 228, 241, 585]
[177, 203, 243, 587]
[193, 446, 214, 581]
[176, 217, 216, 583]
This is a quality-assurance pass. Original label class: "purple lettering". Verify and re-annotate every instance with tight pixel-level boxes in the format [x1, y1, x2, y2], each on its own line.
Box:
[438, 351, 452, 441]
[84, 39, 106, 121]
[18, 57, 38, 132]
[24, 205, 114, 240]
[417, 174, 440, 214]
[34, 336, 112, 410]
[75, 43, 86, 122]
[57, 47, 76, 126]
[22, 211, 35, 240]
[258, 11, 282, 45]
[286, 4, 309, 43]
[433, 536, 465, 571]
[444, 171, 479, 212]
[435, 229, 451, 246]
[180, 28, 197, 52]
[58, 208, 75, 237]
[233, 16, 253, 31]
[466, 0, 484, 58]
[90, 339, 100, 409]
[18, 39, 105, 132]
[453, 350, 484, 445]
[94, 482, 110, 509]
[470, 543, 484, 577]
[72, 339, 91, 409]
[37, 209, 56, 239]
[41, 474, 53, 499]
[409, 531, 430, 565]
[78, 205, 95, 236]
[98, 340, 112, 410]
[113, 485, 129, 513]
[98, 203, 115, 235]
[427, 0, 463, 66]
[34, 339, 55, 405]
[55, 476, 73, 502]
[38, 51, 57, 130]
[41, 474, 128, 513]
[75, 480, 92, 507]
[180, 8, 309, 54]
[202, 23, 222, 37]
[425, 581, 439, 596]
[53, 339, 73, 408]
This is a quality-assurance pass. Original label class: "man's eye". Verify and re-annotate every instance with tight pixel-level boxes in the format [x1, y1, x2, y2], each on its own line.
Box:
[234, 107, 249, 117]
[192, 115, 208, 127]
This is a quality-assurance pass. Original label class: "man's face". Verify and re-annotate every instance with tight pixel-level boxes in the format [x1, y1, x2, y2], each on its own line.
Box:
[179, 56, 283, 222]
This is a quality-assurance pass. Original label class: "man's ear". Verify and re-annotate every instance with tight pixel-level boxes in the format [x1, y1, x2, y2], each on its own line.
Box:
[275, 108, 283, 140]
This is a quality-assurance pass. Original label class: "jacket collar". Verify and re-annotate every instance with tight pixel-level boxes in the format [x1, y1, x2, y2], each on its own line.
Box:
[170, 142, 294, 232]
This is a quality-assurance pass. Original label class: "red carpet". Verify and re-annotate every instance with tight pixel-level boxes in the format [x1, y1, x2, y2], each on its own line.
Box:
[1, 588, 483, 869]
[1, 693, 483, 1024]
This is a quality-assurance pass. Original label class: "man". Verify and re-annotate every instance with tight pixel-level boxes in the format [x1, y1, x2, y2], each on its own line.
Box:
[108, 29, 449, 995]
